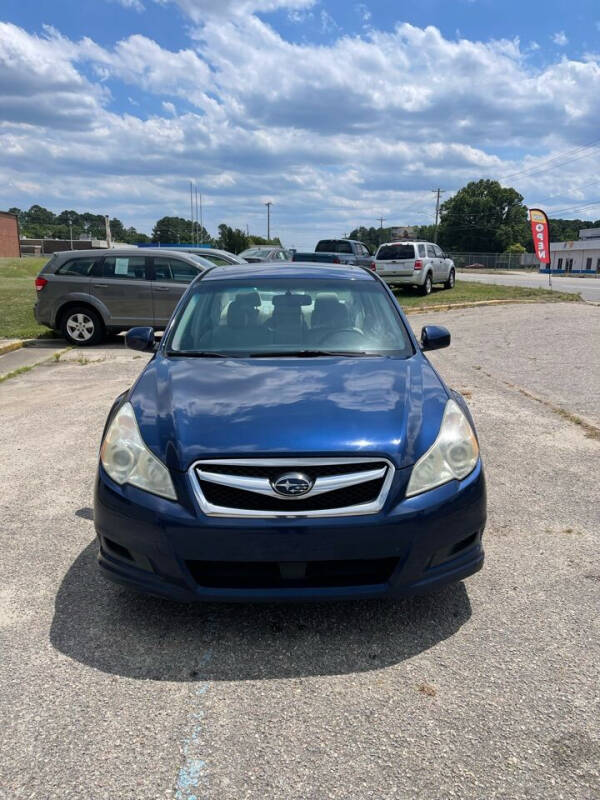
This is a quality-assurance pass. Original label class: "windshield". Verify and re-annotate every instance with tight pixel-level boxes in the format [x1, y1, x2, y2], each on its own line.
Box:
[377, 244, 415, 260]
[185, 253, 213, 267]
[316, 240, 353, 254]
[240, 248, 272, 257]
[165, 278, 413, 357]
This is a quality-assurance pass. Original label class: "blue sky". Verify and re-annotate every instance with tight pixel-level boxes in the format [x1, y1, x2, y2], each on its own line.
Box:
[1, 0, 600, 246]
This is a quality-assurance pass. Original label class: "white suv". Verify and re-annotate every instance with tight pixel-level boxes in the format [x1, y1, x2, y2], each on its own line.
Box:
[373, 240, 455, 295]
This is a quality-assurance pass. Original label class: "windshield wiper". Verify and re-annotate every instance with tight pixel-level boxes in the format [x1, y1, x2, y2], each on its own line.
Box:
[165, 350, 237, 358]
[247, 350, 377, 358]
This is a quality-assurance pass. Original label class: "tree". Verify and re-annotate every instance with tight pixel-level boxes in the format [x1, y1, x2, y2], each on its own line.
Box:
[152, 216, 193, 244]
[505, 243, 526, 254]
[437, 180, 529, 252]
[217, 224, 249, 254]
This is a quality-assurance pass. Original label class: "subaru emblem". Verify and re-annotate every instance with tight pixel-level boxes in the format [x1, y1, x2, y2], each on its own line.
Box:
[272, 472, 313, 497]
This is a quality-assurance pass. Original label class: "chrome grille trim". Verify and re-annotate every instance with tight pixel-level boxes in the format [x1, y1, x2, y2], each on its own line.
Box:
[188, 457, 395, 518]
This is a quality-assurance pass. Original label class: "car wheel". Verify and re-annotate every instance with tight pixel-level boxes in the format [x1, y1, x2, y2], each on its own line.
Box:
[419, 273, 433, 296]
[61, 307, 105, 346]
[444, 268, 455, 290]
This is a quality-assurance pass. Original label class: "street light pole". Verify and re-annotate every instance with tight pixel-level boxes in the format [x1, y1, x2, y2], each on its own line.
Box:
[68, 217, 73, 250]
[265, 202, 272, 241]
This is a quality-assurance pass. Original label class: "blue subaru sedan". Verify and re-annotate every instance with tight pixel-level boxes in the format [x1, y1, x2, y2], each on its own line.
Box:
[94, 263, 486, 602]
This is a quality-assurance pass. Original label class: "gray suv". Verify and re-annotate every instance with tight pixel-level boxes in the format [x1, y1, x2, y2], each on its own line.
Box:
[34, 248, 212, 345]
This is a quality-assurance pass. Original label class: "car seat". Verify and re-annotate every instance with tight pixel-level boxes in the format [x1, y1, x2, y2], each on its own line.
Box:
[267, 293, 311, 344]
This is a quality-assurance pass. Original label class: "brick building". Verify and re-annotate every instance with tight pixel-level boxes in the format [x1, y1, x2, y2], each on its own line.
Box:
[0, 211, 20, 257]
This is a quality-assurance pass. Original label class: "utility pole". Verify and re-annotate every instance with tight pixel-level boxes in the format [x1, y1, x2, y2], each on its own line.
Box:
[194, 184, 199, 245]
[265, 202, 272, 241]
[432, 188, 446, 243]
[377, 217, 386, 245]
[68, 216, 73, 250]
[199, 190, 203, 244]
[190, 181, 194, 245]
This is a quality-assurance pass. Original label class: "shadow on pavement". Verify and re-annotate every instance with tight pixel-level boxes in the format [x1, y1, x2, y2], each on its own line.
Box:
[50, 539, 472, 682]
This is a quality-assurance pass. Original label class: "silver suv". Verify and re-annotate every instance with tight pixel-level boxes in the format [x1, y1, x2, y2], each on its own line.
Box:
[34, 248, 212, 345]
[373, 240, 455, 295]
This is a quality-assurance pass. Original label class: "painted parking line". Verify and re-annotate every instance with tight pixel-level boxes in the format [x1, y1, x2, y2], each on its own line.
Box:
[174, 650, 213, 800]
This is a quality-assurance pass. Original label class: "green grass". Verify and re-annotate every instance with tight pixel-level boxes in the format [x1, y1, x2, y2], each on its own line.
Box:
[0, 257, 54, 339]
[394, 279, 581, 309]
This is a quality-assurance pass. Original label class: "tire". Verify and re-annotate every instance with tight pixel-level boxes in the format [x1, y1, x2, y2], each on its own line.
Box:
[419, 273, 433, 296]
[61, 306, 105, 346]
[444, 268, 455, 290]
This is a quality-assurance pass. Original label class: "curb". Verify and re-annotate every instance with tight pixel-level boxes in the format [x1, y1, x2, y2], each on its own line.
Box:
[0, 340, 24, 356]
[401, 298, 578, 315]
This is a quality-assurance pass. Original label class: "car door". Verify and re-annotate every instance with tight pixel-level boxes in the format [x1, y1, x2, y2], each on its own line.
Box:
[149, 256, 202, 327]
[433, 244, 448, 280]
[426, 244, 438, 279]
[90, 254, 153, 327]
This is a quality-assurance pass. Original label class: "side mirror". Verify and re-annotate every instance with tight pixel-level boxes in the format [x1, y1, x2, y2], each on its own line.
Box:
[125, 326, 155, 352]
[420, 325, 450, 351]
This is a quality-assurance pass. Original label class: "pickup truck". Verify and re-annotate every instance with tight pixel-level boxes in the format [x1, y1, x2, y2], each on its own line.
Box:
[292, 239, 375, 269]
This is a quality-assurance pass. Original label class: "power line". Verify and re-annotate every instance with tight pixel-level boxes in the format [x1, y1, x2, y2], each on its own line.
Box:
[498, 136, 600, 183]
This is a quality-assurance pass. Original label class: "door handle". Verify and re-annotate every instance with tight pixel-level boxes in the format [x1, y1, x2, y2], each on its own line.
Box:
[154, 286, 171, 292]
[93, 283, 108, 288]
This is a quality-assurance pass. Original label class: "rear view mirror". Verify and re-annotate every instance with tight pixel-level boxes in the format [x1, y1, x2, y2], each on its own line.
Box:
[125, 326, 155, 352]
[420, 325, 450, 351]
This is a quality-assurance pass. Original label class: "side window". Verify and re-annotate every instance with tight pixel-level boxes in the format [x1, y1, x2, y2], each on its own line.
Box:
[434, 245, 444, 258]
[153, 257, 199, 283]
[103, 256, 148, 280]
[426, 245, 436, 258]
[205, 256, 230, 266]
[418, 244, 426, 257]
[277, 251, 286, 260]
[56, 257, 98, 276]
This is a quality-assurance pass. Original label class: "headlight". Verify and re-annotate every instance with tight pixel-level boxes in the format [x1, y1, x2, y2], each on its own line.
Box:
[405, 398, 479, 497]
[100, 402, 177, 500]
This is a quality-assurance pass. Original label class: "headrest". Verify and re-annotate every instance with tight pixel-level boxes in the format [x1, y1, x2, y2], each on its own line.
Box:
[272, 293, 312, 308]
[314, 293, 341, 309]
[231, 291, 261, 308]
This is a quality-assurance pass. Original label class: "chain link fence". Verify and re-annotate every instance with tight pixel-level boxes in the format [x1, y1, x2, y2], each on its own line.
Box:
[448, 252, 539, 270]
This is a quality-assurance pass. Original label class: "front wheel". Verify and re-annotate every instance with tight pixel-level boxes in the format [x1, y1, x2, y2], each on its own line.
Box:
[444, 268, 455, 290]
[419, 273, 433, 296]
[61, 307, 105, 346]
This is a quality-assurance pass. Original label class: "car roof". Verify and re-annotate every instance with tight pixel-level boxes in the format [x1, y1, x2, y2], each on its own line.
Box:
[50, 247, 201, 261]
[377, 240, 433, 247]
[200, 261, 375, 281]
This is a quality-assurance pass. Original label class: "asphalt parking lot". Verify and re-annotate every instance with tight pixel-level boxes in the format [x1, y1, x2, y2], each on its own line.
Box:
[1, 302, 599, 799]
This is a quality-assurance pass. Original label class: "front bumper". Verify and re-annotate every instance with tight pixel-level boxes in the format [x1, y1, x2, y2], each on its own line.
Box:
[94, 460, 486, 603]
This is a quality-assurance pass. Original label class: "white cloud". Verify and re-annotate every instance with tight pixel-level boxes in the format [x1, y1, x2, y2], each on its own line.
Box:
[355, 4, 371, 24]
[319, 10, 339, 33]
[2, 17, 600, 247]
[157, 0, 315, 22]
[552, 31, 568, 46]
[112, 0, 145, 10]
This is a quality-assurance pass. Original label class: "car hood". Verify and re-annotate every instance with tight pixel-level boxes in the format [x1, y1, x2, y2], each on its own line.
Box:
[129, 354, 449, 471]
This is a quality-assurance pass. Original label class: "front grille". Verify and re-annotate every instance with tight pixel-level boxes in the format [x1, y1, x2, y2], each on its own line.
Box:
[199, 477, 383, 512]
[189, 457, 394, 518]
[186, 558, 399, 588]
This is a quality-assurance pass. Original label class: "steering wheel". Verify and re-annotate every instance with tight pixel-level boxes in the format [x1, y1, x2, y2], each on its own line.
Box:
[316, 327, 366, 346]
